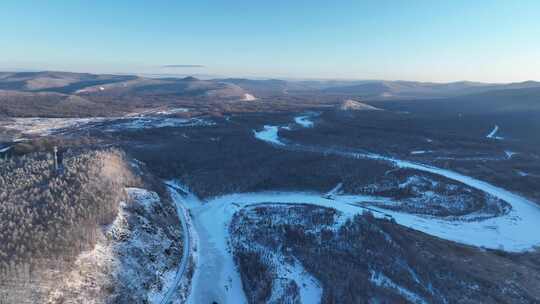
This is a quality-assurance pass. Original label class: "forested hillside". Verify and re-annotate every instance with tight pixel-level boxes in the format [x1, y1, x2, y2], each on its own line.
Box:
[0, 149, 140, 303]
[231, 205, 540, 303]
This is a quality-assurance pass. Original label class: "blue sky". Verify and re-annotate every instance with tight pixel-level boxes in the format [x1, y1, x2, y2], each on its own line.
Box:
[1, 0, 539, 82]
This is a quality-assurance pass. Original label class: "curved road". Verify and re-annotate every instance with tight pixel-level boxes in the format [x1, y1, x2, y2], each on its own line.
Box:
[159, 185, 191, 304]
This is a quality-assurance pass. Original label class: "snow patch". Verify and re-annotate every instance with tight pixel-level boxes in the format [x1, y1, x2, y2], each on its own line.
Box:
[517, 171, 529, 177]
[241, 93, 257, 101]
[126, 187, 160, 212]
[253, 126, 285, 146]
[339, 99, 382, 111]
[370, 271, 427, 304]
[504, 151, 517, 159]
[1, 117, 107, 136]
[486, 125, 503, 140]
[410, 150, 433, 155]
[268, 255, 322, 304]
[294, 115, 314, 128]
[105, 117, 213, 131]
[1, 116, 214, 137]
[155, 108, 190, 115]
[325, 183, 343, 198]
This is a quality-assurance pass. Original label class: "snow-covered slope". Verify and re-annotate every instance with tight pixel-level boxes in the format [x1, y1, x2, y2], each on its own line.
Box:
[241, 93, 258, 101]
[339, 99, 382, 111]
[48, 188, 184, 303]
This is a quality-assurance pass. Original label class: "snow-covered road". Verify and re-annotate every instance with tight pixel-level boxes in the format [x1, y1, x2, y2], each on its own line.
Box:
[159, 185, 192, 304]
[166, 181, 249, 304]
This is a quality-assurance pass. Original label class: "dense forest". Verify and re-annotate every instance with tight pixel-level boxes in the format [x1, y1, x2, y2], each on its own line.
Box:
[0, 148, 139, 275]
[231, 205, 540, 303]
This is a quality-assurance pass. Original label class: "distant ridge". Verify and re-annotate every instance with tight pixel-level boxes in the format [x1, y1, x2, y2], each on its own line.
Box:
[322, 80, 540, 100]
[181, 76, 199, 81]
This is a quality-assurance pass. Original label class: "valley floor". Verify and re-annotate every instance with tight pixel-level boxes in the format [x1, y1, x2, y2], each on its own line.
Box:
[3, 107, 540, 303]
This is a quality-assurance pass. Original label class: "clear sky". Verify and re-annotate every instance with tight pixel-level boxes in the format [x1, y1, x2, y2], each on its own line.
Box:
[2, 0, 539, 82]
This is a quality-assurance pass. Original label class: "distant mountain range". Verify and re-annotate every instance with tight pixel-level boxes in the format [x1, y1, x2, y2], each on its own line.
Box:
[374, 86, 540, 115]
[2, 70, 539, 99]
[0, 71, 247, 97]
[217, 77, 540, 99]
[0, 71, 252, 117]
[0, 71, 539, 117]
[0, 71, 136, 93]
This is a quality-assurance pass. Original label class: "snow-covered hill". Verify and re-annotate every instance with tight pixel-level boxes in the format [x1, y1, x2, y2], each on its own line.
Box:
[48, 188, 185, 303]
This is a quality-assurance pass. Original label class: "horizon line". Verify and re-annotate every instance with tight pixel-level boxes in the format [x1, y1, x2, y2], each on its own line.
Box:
[0, 68, 539, 85]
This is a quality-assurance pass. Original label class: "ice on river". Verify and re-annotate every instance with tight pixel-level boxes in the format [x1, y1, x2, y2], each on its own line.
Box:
[294, 115, 314, 128]
[253, 125, 285, 146]
[253, 122, 540, 252]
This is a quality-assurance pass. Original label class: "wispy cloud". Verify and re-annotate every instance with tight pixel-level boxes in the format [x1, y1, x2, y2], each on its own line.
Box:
[162, 64, 205, 68]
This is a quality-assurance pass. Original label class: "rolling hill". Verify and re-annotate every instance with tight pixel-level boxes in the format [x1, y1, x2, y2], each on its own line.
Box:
[1, 71, 540, 118]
